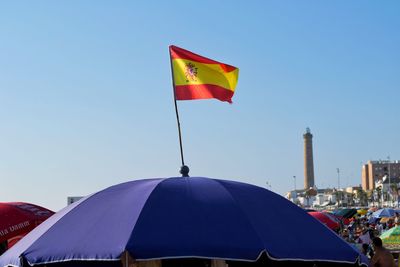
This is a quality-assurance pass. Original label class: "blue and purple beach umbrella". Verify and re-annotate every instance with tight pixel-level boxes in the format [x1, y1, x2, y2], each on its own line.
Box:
[0, 177, 367, 267]
[372, 208, 396, 218]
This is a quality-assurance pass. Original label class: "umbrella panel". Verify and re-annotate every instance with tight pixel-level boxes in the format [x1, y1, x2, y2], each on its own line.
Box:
[308, 212, 340, 230]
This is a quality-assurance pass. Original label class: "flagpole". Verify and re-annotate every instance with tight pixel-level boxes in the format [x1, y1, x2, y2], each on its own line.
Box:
[169, 48, 189, 177]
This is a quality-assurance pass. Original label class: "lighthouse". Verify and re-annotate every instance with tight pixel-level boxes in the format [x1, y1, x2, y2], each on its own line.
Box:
[303, 128, 315, 189]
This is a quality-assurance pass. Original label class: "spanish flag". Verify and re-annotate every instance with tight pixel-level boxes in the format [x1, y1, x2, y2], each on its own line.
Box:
[169, 45, 239, 103]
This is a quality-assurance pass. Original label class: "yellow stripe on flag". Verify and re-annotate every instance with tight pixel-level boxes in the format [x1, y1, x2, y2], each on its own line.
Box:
[172, 59, 239, 92]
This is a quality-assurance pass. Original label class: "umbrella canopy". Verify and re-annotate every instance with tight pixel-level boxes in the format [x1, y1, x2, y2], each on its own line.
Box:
[372, 208, 396, 218]
[333, 208, 358, 219]
[0, 177, 367, 267]
[332, 209, 358, 226]
[357, 209, 368, 216]
[380, 226, 400, 250]
[0, 202, 54, 245]
[308, 211, 340, 231]
[368, 207, 378, 212]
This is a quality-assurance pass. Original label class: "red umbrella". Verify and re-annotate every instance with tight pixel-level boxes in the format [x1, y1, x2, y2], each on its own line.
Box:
[0, 202, 54, 247]
[308, 211, 340, 231]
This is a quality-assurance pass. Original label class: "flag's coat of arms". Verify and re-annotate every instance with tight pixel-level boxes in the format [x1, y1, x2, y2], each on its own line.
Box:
[184, 62, 198, 82]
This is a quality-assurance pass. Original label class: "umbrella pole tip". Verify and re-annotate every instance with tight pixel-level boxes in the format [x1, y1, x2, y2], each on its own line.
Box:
[180, 165, 190, 177]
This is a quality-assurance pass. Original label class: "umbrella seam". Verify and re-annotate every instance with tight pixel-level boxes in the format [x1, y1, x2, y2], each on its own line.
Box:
[22, 194, 96, 266]
[212, 179, 267, 258]
[122, 178, 168, 259]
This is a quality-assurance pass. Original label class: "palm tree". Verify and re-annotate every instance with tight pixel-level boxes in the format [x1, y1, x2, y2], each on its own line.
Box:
[348, 192, 355, 207]
[376, 187, 382, 207]
[360, 190, 368, 207]
[366, 190, 373, 206]
[354, 188, 362, 205]
[305, 188, 317, 207]
[388, 183, 399, 207]
[334, 190, 342, 207]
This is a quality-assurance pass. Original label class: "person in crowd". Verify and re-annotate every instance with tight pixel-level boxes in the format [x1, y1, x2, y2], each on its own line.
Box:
[362, 243, 374, 259]
[394, 212, 400, 226]
[387, 218, 395, 229]
[349, 229, 356, 242]
[369, 237, 395, 267]
[365, 223, 376, 239]
[358, 228, 372, 245]
[376, 221, 384, 235]
[382, 222, 388, 232]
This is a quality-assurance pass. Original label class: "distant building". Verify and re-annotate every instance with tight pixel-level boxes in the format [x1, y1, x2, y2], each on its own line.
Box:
[67, 196, 83, 205]
[287, 188, 336, 208]
[313, 190, 336, 207]
[361, 160, 400, 190]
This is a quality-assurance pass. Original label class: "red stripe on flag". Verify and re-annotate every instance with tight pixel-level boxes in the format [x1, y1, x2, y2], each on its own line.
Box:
[170, 45, 237, 73]
[174, 84, 234, 103]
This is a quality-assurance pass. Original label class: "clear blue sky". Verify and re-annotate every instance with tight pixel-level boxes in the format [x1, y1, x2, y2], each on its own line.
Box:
[1, 1, 399, 211]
